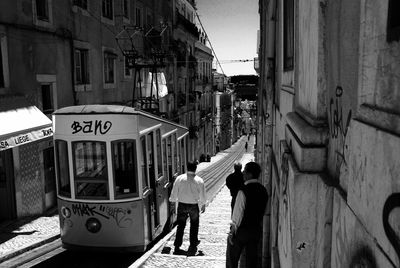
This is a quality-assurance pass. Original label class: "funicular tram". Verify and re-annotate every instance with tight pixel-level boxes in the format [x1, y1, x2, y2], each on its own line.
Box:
[52, 104, 188, 252]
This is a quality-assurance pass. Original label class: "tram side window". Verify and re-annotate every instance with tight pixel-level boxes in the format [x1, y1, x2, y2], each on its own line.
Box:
[163, 139, 168, 181]
[180, 139, 185, 173]
[156, 129, 162, 179]
[140, 136, 149, 189]
[167, 136, 172, 181]
[147, 132, 155, 180]
[55, 140, 71, 198]
[176, 140, 181, 174]
[72, 141, 108, 199]
[172, 133, 178, 175]
[112, 140, 138, 198]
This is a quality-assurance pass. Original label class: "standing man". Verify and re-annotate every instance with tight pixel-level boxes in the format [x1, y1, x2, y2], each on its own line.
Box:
[169, 161, 206, 256]
[225, 161, 244, 212]
[226, 162, 268, 268]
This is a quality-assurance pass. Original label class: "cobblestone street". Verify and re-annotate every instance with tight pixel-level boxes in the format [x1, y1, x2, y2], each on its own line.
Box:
[131, 145, 255, 268]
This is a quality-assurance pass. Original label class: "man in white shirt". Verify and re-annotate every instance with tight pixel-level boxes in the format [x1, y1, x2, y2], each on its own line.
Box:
[169, 161, 207, 256]
[226, 162, 268, 268]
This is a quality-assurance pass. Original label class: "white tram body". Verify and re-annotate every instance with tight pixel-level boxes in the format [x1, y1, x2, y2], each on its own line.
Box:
[52, 105, 188, 252]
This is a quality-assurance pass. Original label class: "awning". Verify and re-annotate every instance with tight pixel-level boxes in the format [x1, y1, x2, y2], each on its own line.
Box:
[0, 105, 53, 151]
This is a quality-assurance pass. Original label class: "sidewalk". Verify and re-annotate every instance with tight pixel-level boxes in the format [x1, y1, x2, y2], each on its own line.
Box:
[0, 136, 252, 265]
[0, 209, 60, 263]
[129, 136, 255, 268]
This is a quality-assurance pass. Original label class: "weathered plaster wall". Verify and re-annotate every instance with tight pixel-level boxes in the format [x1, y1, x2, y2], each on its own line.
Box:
[331, 189, 396, 267]
[277, 141, 332, 268]
[327, 1, 400, 266]
[325, 0, 361, 185]
[339, 120, 400, 267]
[297, 0, 325, 120]
[359, 0, 400, 114]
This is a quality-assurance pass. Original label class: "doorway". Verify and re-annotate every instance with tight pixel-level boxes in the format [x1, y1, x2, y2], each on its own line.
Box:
[43, 147, 56, 210]
[0, 150, 16, 222]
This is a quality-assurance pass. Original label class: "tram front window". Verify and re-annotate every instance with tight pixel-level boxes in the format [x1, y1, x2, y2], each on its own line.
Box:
[72, 141, 108, 199]
[112, 140, 138, 198]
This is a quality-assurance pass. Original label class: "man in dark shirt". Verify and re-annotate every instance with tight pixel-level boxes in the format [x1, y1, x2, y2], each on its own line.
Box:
[226, 161, 268, 268]
[225, 162, 244, 212]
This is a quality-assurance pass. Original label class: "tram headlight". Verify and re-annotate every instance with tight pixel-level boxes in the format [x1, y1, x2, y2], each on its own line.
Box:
[61, 206, 71, 218]
[85, 217, 101, 233]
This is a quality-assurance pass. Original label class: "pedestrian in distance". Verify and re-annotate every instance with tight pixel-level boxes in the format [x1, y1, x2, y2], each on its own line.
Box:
[245, 142, 248, 152]
[169, 161, 207, 256]
[226, 162, 268, 268]
[225, 161, 244, 212]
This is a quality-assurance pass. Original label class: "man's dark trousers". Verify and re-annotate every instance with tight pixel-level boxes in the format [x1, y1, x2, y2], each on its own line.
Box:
[174, 202, 199, 249]
[226, 227, 260, 268]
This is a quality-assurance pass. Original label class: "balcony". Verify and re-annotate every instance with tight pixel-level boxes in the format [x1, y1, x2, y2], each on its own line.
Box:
[176, 10, 200, 39]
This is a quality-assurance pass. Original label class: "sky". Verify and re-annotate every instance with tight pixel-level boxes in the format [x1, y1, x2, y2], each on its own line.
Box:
[196, 0, 259, 77]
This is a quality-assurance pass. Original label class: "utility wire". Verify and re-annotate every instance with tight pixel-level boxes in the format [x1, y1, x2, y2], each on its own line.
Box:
[195, 11, 225, 76]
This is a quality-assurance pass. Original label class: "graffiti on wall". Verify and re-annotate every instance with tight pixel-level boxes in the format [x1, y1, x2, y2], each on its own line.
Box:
[383, 193, 400, 265]
[329, 86, 352, 173]
[278, 152, 292, 264]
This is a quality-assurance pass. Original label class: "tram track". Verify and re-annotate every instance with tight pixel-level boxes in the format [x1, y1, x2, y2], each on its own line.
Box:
[199, 138, 246, 193]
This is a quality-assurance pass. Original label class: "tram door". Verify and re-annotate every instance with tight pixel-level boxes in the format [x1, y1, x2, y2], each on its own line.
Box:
[155, 130, 168, 229]
[146, 132, 160, 230]
[140, 135, 156, 239]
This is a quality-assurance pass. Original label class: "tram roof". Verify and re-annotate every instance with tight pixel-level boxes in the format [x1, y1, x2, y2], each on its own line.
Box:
[53, 105, 188, 130]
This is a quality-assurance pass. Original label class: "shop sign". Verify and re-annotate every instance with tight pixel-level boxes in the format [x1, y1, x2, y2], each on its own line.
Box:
[0, 127, 53, 151]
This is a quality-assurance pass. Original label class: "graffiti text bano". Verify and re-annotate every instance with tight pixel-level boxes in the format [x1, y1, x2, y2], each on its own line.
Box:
[71, 120, 112, 135]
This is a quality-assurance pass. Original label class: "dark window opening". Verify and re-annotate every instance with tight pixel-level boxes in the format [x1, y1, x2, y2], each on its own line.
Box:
[36, 0, 49, 21]
[123, 0, 129, 19]
[283, 0, 294, 70]
[0, 43, 4, 88]
[73, 0, 87, 9]
[136, 7, 142, 27]
[102, 0, 113, 20]
[75, 49, 90, 84]
[41, 84, 53, 114]
[124, 56, 131, 76]
[104, 52, 116, 84]
[387, 0, 400, 42]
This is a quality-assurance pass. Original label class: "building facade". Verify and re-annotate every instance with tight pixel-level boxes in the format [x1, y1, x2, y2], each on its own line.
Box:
[258, 0, 400, 267]
[194, 30, 213, 160]
[0, 0, 216, 221]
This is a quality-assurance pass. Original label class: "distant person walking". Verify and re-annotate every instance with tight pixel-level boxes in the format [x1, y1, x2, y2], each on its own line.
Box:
[244, 142, 248, 152]
[169, 161, 206, 256]
[226, 162, 268, 268]
[225, 162, 244, 212]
